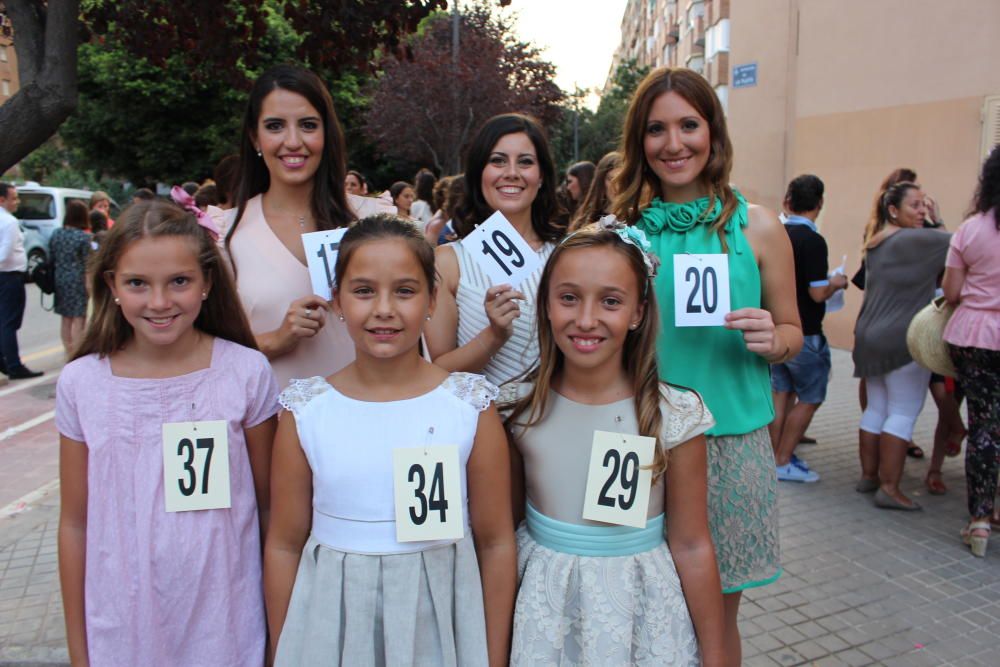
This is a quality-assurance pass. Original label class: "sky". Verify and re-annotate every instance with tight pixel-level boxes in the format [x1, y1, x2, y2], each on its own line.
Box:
[508, 0, 628, 110]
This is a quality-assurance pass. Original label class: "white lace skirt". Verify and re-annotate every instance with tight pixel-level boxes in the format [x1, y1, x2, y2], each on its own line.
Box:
[274, 535, 488, 666]
[511, 524, 700, 666]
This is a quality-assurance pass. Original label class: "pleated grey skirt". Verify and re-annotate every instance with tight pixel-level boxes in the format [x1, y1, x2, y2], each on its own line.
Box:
[274, 535, 489, 667]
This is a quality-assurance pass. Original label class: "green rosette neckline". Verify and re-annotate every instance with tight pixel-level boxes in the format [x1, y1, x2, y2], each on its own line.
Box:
[637, 191, 747, 234]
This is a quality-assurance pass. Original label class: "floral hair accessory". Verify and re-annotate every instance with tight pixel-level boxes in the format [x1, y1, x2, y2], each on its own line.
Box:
[170, 185, 221, 240]
[596, 214, 661, 279]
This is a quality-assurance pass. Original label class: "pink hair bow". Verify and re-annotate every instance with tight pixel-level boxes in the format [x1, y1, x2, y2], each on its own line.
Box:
[170, 185, 221, 240]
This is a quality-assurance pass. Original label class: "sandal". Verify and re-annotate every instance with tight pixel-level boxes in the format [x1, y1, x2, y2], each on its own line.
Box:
[907, 444, 925, 459]
[961, 520, 991, 558]
[924, 471, 946, 495]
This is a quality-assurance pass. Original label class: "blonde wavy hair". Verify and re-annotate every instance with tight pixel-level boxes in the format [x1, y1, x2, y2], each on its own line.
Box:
[504, 226, 676, 481]
[611, 67, 739, 248]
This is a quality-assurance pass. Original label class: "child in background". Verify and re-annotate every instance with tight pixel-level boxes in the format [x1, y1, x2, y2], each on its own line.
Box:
[57, 200, 278, 666]
[504, 220, 725, 666]
[265, 216, 516, 666]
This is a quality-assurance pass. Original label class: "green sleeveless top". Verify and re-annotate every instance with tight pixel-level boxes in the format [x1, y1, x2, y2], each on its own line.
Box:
[637, 192, 774, 436]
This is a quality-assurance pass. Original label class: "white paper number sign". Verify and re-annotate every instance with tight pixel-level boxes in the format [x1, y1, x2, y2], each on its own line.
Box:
[302, 228, 349, 300]
[674, 253, 731, 327]
[582, 430, 655, 529]
[392, 445, 465, 542]
[461, 211, 542, 289]
[162, 420, 231, 513]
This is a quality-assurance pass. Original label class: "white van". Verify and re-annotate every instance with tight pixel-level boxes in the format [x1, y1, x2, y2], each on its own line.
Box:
[14, 183, 119, 268]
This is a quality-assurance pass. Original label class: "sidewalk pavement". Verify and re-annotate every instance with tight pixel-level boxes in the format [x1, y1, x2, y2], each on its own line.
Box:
[1, 349, 998, 666]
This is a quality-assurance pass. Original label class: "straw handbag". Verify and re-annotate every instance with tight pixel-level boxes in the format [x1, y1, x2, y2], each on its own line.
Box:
[906, 296, 956, 377]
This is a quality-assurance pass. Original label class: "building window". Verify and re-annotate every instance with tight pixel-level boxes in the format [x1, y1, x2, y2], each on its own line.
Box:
[0, 45, 8, 62]
[706, 18, 730, 59]
[715, 84, 729, 114]
[687, 55, 705, 74]
[1, 80, 10, 96]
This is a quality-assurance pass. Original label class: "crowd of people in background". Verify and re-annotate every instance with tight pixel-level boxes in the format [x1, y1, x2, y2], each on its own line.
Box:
[0, 59, 995, 667]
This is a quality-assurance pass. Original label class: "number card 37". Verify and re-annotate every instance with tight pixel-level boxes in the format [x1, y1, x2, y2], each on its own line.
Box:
[582, 430, 655, 529]
[162, 420, 231, 513]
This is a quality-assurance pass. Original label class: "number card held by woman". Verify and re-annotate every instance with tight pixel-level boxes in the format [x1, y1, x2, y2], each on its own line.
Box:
[462, 211, 543, 289]
[673, 253, 731, 327]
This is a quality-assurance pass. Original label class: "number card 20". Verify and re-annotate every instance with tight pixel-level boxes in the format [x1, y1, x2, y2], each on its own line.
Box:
[582, 430, 655, 528]
[673, 253, 731, 327]
[461, 211, 542, 289]
[162, 420, 231, 513]
[392, 445, 465, 542]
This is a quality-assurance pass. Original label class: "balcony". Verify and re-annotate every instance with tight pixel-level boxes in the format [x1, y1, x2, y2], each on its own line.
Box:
[694, 15, 706, 47]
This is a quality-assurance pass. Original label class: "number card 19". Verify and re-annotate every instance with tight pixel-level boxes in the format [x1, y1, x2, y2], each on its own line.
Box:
[392, 445, 465, 542]
[582, 430, 655, 529]
[461, 211, 542, 289]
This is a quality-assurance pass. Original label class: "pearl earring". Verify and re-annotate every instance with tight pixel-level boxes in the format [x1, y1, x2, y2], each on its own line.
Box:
[114, 297, 120, 305]
[201, 292, 208, 300]
[256, 149, 262, 157]
[338, 315, 345, 321]
[426, 315, 432, 321]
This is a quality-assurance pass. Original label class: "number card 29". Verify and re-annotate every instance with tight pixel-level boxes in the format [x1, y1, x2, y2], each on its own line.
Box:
[461, 211, 542, 289]
[673, 253, 731, 327]
[582, 430, 655, 528]
[162, 420, 231, 513]
[302, 228, 349, 301]
[392, 445, 465, 542]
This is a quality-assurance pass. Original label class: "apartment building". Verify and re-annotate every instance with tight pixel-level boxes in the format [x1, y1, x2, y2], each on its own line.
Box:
[609, 0, 1000, 348]
[0, 12, 16, 105]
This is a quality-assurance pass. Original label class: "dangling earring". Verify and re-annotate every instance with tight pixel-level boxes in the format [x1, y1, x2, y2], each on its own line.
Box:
[114, 297, 121, 305]
[256, 148, 262, 157]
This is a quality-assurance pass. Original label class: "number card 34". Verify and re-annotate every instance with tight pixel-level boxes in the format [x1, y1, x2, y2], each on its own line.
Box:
[162, 420, 231, 513]
[582, 430, 655, 529]
[392, 445, 465, 542]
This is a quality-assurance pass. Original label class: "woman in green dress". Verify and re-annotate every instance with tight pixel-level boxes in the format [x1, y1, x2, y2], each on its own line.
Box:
[612, 67, 803, 666]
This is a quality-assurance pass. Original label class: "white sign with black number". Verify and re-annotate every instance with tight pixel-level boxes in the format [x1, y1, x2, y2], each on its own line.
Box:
[582, 430, 655, 529]
[461, 211, 542, 289]
[302, 228, 350, 301]
[162, 420, 231, 513]
[673, 253, 731, 327]
[392, 445, 465, 542]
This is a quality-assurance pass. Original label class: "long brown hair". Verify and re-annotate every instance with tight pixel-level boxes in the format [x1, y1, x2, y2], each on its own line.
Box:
[505, 226, 685, 481]
[864, 168, 917, 241]
[861, 181, 920, 255]
[227, 65, 354, 277]
[612, 67, 738, 246]
[73, 201, 257, 360]
[570, 151, 621, 231]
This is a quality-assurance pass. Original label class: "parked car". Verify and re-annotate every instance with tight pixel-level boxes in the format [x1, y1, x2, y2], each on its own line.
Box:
[14, 183, 119, 268]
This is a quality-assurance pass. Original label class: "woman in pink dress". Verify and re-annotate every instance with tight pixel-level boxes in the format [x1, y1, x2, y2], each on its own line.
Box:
[218, 65, 362, 387]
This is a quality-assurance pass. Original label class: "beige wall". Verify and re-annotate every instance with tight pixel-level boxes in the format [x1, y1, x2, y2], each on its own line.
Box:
[726, 0, 1000, 349]
[727, 0, 794, 210]
[0, 36, 18, 104]
[797, 96, 986, 348]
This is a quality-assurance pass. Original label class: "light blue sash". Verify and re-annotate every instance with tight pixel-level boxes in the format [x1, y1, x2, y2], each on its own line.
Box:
[525, 503, 665, 556]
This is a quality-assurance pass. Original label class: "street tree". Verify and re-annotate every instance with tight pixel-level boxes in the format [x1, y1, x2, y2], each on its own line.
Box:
[364, 3, 563, 175]
[0, 0, 456, 175]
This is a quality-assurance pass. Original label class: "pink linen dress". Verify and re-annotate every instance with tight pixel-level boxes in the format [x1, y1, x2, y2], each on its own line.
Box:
[54, 338, 278, 667]
[217, 195, 398, 387]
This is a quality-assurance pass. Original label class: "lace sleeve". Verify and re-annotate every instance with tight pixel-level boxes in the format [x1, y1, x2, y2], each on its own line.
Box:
[278, 377, 331, 417]
[444, 373, 500, 412]
[660, 386, 715, 449]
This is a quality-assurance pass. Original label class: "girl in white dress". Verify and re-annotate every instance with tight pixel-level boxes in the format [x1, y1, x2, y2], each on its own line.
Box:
[265, 215, 516, 666]
[503, 220, 726, 666]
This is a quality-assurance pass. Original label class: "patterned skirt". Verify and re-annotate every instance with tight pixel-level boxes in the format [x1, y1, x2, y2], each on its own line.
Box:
[510, 525, 700, 667]
[275, 535, 488, 666]
[707, 426, 782, 593]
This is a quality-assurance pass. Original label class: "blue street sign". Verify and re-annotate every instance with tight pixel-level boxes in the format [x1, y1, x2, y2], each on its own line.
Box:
[733, 63, 758, 88]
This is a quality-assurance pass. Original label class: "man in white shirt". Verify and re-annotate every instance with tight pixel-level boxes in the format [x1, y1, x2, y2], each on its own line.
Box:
[0, 183, 43, 379]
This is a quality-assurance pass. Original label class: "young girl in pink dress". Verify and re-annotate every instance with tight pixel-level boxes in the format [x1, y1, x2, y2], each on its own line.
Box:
[57, 200, 278, 666]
